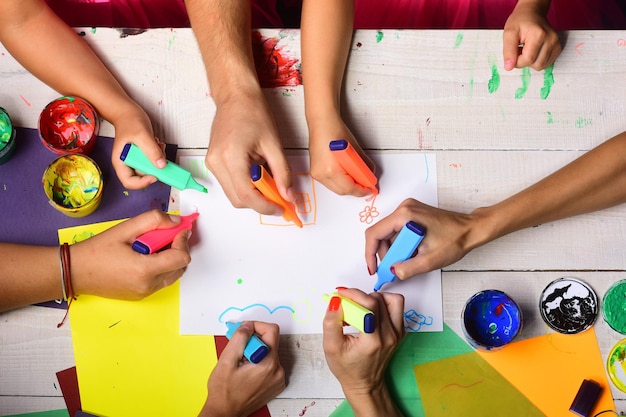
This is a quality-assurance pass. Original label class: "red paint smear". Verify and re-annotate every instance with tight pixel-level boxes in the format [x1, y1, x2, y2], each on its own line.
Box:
[252, 31, 302, 88]
[19, 94, 31, 107]
[299, 401, 316, 416]
[438, 379, 484, 392]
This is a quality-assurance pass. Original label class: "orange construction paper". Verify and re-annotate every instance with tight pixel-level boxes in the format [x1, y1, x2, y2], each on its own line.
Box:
[477, 328, 615, 417]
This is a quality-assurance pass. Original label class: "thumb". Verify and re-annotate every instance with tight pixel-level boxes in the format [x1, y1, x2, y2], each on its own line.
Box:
[121, 210, 182, 239]
[323, 296, 345, 351]
[264, 150, 293, 203]
[221, 322, 254, 366]
[502, 29, 521, 71]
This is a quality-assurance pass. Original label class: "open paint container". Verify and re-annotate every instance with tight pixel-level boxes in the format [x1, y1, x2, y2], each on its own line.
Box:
[539, 277, 598, 334]
[0, 107, 17, 165]
[38, 96, 99, 155]
[602, 279, 626, 335]
[462, 289, 523, 351]
[607, 339, 626, 393]
[42, 154, 103, 218]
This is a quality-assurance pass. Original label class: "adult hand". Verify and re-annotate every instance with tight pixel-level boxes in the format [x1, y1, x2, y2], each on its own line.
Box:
[199, 321, 286, 417]
[323, 288, 405, 417]
[71, 209, 192, 299]
[110, 103, 167, 190]
[502, 0, 561, 71]
[205, 93, 294, 215]
[365, 198, 487, 280]
[308, 112, 375, 197]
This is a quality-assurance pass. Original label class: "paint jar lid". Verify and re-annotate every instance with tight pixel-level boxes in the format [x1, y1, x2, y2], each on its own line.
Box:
[42, 154, 103, 218]
[38, 96, 99, 156]
[607, 338, 626, 392]
[602, 279, 626, 335]
[539, 277, 598, 334]
[461, 289, 523, 351]
[0, 107, 17, 165]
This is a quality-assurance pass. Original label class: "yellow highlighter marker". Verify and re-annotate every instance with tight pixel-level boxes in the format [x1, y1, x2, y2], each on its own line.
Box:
[250, 164, 303, 228]
[322, 292, 376, 333]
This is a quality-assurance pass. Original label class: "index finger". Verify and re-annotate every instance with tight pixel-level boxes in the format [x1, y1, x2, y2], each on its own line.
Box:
[502, 28, 522, 70]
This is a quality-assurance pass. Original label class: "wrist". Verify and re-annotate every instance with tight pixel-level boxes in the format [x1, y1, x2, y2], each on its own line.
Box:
[514, 0, 551, 16]
[344, 383, 402, 417]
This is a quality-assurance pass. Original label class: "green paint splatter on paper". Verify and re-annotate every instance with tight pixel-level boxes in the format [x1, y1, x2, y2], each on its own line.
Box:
[514, 67, 531, 99]
[540, 64, 555, 99]
[376, 31, 384, 43]
[454, 33, 464, 49]
[237, 278, 243, 285]
[488, 63, 500, 94]
[546, 111, 554, 124]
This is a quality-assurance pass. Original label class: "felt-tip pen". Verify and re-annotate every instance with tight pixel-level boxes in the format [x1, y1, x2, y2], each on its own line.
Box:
[132, 212, 199, 254]
[225, 321, 270, 364]
[120, 143, 207, 193]
[374, 221, 426, 292]
[322, 292, 376, 333]
[329, 139, 378, 195]
[250, 164, 303, 228]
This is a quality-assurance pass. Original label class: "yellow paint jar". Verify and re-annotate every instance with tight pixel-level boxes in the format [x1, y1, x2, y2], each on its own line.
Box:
[42, 154, 103, 218]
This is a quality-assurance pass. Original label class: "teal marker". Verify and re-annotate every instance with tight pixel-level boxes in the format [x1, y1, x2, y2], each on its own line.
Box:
[322, 292, 375, 333]
[120, 143, 207, 193]
[225, 321, 270, 364]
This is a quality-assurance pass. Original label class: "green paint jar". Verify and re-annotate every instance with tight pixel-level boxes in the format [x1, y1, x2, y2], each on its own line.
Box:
[602, 280, 626, 334]
[0, 107, 17, 165]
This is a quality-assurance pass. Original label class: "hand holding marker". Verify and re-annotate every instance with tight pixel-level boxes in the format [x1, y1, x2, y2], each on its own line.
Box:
[120, 143, 207, 193]
[132, 212, 199, 254]
[250, 164, 303, 228]
[374, 221, 426, 291]
[225, 321, 270, 364]
[329, 139, 378, 195]
[323, 292, 375, 333]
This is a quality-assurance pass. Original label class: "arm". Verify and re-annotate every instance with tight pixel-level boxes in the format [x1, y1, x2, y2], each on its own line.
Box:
[502, 0, 561, 70]
[365, 131, 626, 279]
[0, 210, 191, 312]
[199, 321, 285, 417]
[301, 0, 374, 197]
[323, 288, 405, 417]
[0, 0, 166, 188]
[184, 0, 293, 215]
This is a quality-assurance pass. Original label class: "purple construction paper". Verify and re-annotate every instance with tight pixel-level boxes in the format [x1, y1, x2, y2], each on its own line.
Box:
[0, 127, 175, 246]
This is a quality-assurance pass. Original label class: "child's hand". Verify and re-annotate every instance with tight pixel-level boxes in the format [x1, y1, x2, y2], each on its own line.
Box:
[71, 210, 192, 299]
[110, 104, 167, 190]
[308, 114, 375, 197]
[502, 0, 561, 71]
[200, 321, 285, 417]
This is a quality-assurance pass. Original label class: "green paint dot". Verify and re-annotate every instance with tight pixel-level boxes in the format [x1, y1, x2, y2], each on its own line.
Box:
[376, 31, 384, 43]
[488, 64, 500, 94]
[514, 67, 531, 99]
[540, 64, 555, 100]
[546, 111, 554, 124]
[454, 33, 464, 49]
[575, 117, 593, 128]
[237, 278, 243, 285]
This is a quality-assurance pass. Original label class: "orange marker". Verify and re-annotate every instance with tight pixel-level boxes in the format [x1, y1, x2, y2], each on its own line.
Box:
[251, 164, 303, 228]
[329, 139, 378, 195]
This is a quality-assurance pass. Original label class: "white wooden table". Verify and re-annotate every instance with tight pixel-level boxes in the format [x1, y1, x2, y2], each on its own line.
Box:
[1, 28, 625, 416]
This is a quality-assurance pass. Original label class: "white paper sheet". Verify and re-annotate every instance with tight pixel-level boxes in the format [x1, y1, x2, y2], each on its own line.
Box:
[179, 152, 441, 335]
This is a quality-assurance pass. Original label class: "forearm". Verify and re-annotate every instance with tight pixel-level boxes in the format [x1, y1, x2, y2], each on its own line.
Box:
[513, 0, 552, 16]
[470, 131, 626, 247]
[0, 1, 140, 124]
[184, 0, 261, 105]
[301, 0, 354, 121]
[0, 244, 61, 312]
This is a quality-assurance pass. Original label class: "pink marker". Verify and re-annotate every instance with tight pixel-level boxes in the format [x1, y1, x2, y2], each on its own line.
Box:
[132, 212, 199, 254]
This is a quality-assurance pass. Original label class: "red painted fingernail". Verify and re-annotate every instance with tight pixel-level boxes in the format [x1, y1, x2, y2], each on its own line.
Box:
[367, 265, 372, 275]
[335, 286, 348, 291]
[328, 296, 342, 312]
[390, 266, 396, 275]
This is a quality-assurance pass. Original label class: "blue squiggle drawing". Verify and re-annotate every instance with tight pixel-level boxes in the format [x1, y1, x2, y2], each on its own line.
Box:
[423, 154, 430, 184]
[218, 303, 295, 323]
[404, 309, 433, 332]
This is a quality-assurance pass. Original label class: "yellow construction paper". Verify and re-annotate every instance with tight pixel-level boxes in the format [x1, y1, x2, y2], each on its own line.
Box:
[477, 328, 615, 417]
[60, 221, 217, 417]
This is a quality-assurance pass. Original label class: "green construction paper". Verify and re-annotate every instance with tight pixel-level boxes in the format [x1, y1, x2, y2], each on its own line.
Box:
[414, 352, 545, 416]
[4, 410, 69, 417]
[330, 324, 472, 417]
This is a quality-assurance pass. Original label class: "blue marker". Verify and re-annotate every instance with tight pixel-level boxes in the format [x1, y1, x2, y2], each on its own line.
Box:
[374, 221, 426, 292]
[225, 321, 270, 364]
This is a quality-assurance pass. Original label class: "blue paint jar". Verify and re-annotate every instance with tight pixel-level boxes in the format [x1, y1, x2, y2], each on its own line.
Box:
[0, 107, 17, 165]
[462, 289, 523, 351]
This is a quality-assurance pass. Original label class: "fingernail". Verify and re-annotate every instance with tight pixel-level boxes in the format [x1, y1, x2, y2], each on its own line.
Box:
[390, 266, 396, 275]
[328, 296, 341, 312]
[367, 265, 373, 275]
[240, 321, 253, 331]
[168, 215, 182, 223]
[156, 158, 166, 169]
[335, 286, 348, 291]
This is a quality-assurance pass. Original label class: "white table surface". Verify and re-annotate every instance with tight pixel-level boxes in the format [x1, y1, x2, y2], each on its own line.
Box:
[1, 28, 625, 416]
